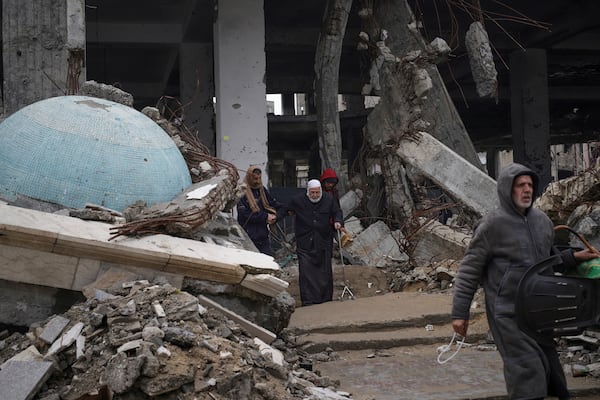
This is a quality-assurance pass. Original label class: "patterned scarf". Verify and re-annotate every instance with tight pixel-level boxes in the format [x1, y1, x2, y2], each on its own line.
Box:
[245, 165, 276, 214]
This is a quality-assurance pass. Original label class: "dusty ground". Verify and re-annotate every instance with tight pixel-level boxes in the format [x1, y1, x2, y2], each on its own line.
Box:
[277, 263, 392, 307]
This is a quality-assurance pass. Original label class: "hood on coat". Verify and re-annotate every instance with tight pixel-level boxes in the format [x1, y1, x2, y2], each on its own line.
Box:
[496, 163, 540, 215]
[320, 168, 339, 184]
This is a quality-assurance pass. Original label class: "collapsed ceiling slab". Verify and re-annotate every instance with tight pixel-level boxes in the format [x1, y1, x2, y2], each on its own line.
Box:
[0, 202, 282, 290]
[396, 131, 498, 217]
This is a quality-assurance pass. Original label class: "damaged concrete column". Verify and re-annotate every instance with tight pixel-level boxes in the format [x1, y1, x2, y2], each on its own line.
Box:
[2, 0, 86, 116]
[510, 49, 552, 192]
[213, 0, 269, 180]
[180, 43, 216, 154]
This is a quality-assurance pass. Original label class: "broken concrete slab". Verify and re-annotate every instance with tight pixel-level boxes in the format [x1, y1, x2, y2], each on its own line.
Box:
[0, 202, 279, 290]
[0, 345, 43, 370]
[46, 322, 84, 357]
[396, 131, 498, 217]
[536, 160, 600, 224]
[343, 216, 364, 237]
[240, 273, 289, 298]
[197, 295, 276, 344]
[0, 360, 54, 400]
[567, 202, 600, 250]
[339, 189, 362, 219]
[39, 315, 70, 344]
[410, 219, 471, 266]
[343, 221, 408, 267]
[114, 173, 238, 240]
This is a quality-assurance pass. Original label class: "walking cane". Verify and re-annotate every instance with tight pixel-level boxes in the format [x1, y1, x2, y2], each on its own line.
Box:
[338, 229, 355, 301]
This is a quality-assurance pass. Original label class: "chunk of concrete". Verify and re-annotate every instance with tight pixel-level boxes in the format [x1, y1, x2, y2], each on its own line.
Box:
[46, 322, 84, 356]
[343, 221, 408, 267]
[343, 216, 364, 237]
[411, 219, 471, 267]
[0, 345, 43, 370]
[0, 360, 54, 400]
[254, 337, 285, 366]
[340, 189, 362, 219]
[39, 315, 70, 344]
[396, 131, 498, 217]
[465, 21, 497, 98]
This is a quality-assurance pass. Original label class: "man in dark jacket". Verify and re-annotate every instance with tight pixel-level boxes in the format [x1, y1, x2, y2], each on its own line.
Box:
[452, 163, 599, 400]
[288, 179, 343, 306]
[237, 165, 285, 256]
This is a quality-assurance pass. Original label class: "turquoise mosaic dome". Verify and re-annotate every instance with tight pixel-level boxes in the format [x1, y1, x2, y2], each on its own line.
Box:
[0, 96, 192, 211]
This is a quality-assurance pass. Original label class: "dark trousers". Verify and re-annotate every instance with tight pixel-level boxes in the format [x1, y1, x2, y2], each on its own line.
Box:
[541, 344, 570, 400]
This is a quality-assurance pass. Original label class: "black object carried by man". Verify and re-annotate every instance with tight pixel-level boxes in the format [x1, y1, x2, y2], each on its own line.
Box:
[515, 226, 600, 343]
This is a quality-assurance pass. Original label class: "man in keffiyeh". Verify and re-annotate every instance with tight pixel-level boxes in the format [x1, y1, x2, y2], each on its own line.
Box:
[236, 165, 285, 256]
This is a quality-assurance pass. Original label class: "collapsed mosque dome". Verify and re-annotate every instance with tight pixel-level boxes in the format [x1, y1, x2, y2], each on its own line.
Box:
[0, 95, 191, 211]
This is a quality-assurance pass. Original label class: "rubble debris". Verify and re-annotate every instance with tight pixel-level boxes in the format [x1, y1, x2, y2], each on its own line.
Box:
[536, 160, 600, 224]
[79, 80, 134, 107]
[109, 173, 239, 240]
[0, 201, 281, 288]
[197, 294, 277, 344]
[567, 203, 600, 250]
[465, 21, 498, 99]
[39, 315, 71, 344]
[339, 189, 363, 220]
[396, 131, 498, 217]
[342, 220, 408, 267]
[410, 218, 470, 267]
[0, 282, 348, 400]
[0, 360, 54, 400]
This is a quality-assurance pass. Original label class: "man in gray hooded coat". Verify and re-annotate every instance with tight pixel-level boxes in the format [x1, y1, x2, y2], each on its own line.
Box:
[452, 163, 599, 400]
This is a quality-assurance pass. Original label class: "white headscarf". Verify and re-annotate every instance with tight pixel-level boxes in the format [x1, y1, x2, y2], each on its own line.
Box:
[306, 179, 322, 203]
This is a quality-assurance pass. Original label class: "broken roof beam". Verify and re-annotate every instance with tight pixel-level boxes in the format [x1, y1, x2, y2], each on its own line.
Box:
[396, 131, 498, 217]
[0, 202, 280, 286]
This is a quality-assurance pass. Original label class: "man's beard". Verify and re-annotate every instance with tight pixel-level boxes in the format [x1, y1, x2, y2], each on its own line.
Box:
[308, 193, 322, 203]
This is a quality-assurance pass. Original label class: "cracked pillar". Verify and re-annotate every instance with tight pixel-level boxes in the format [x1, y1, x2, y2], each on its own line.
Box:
[214, 0, 268, 181]
[510, 49, 551, 192]
[180, 43, 215, 154]
[2, 0, 86, 116]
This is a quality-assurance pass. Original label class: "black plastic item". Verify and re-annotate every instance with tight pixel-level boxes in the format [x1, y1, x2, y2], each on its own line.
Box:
[515, 254, 600, 343]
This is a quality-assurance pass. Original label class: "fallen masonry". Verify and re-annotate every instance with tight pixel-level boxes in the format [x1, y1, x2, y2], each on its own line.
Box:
[0, 281, 350, 400]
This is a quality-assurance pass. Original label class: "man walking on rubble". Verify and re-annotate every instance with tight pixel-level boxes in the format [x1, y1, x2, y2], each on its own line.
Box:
[287, 179, 343, 306]
[237, 165, 285, 256]
[452, 163, 599, 400]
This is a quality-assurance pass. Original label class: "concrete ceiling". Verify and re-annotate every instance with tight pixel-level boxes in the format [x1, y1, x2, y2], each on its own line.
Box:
[85, 0, 600, 152]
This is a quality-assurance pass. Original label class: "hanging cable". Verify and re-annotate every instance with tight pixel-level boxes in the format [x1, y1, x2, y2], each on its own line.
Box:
[436, 332, 466, 364]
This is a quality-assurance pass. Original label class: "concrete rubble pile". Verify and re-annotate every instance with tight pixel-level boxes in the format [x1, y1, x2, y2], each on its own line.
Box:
[559, 329, 600, 379]
[0, 281, 351, 400]
[332, 158, 600, 294]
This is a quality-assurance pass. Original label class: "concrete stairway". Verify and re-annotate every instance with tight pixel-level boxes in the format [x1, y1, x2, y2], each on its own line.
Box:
[287, 292, 489, 354]
[285, 291, 600, 400]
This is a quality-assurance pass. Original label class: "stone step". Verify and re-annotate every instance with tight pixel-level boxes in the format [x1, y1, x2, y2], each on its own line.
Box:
[293, 322, 489, 353]
[285, 291, 600, 399]
[286, 291, 489, 353]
